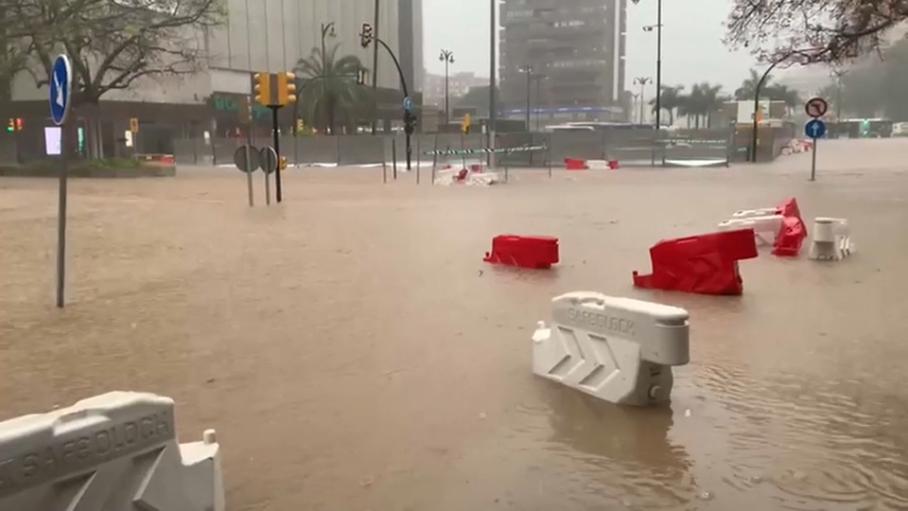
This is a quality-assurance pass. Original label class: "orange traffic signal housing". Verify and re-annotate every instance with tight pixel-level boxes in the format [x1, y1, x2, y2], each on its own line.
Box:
[277, 72, 297, 106]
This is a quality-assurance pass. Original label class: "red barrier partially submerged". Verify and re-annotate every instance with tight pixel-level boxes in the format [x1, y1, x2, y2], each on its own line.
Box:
[773, 197, 808, 257]
[633, 229, 759, 295]
[484, 235, 560, 269]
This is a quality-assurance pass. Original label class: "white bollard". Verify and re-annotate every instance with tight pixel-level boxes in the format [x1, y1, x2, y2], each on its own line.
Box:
[0, 392, 224, 511]
[809, 217, 854, 261]
[718, 215, 784, 246]
[532, 292, 690, 406]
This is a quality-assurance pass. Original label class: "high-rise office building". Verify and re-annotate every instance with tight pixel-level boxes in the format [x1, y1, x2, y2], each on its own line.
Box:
[500, 0, 627, 123]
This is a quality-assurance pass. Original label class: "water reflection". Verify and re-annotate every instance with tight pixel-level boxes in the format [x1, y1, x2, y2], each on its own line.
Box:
[698, 363, 908, 510]
[535, 379, 696, 509]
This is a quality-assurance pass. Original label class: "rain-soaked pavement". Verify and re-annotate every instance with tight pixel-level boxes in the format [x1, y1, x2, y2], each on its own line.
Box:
[2, 138, 908, 510]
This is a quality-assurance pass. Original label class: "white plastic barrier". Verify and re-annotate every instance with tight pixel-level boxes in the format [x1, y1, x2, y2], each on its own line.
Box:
[532, 292, 690, 406]
[809, 217, 854, 261]
[0, 392, 224, 511]
[732, 207, 779, 219]
[718, 215, 784, 246]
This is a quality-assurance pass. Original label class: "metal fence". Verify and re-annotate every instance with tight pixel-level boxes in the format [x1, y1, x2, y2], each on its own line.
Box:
[168, 129, 737, 169]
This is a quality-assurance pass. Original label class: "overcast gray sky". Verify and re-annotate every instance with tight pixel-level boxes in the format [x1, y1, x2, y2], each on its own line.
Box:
[423, 0, 758, 94]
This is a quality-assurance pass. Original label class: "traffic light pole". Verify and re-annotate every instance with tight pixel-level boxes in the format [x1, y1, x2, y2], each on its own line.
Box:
[364, 33, 413, 170]
[270, 105, 283, 202]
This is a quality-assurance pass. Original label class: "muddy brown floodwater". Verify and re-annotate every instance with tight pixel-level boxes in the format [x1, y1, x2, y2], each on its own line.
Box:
[2, 138, 908, 510]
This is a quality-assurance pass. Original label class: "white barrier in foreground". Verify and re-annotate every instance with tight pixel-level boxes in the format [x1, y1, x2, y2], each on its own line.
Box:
[0, 392, 224, 511]
[532, 292, 690, 406]
[809, 217, 854, 261]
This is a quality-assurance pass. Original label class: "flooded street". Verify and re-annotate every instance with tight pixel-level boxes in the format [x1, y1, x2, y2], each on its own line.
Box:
[2, 138, 908, 510]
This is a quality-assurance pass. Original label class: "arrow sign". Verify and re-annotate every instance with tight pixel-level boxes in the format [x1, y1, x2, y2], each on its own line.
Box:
[49, 55, 72, 126]
[805, 119, 827, 139]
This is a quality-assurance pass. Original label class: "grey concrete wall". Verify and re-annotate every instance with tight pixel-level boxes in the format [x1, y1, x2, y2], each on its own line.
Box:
[338, 136, 385, 165]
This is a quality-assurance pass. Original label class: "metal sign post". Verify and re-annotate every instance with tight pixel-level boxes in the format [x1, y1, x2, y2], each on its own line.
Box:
[50, 54, 72, 308]
[805, 119, 826, 182]
[260, 146, 277, 204]
[270, 106, 283, 203]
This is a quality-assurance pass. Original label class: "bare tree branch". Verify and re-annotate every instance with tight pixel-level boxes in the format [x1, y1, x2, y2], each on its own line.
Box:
[727, 0, 908, 64]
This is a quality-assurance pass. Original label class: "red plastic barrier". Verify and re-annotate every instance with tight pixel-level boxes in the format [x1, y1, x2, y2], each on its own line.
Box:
[608, 160, 620, 170]
[633, 229, 758, 295]
[565, 158, 588, 171]
[484, 235, 559, 269]
[772, 197, 808, 257]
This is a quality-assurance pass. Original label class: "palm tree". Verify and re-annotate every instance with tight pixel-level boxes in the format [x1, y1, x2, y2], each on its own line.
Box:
[650, 85, 685, 126]
[699, 83, 726, 128]
[294, 44, 367, 134]
[679, 83, 725, 129]
[765, 84, 801, 115]
[735, 69, 765, 100]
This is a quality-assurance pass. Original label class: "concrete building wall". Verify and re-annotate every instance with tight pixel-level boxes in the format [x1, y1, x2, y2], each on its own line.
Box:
[500, 0, 627, 122]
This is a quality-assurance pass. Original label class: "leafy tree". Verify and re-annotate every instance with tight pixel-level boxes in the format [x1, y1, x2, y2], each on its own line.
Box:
[650, 85, 684, 126]
[294, 44, 368, 135]
[8, 0, 223, 103]
[726, 0, 908, 63]
[5, 0, 224, 156]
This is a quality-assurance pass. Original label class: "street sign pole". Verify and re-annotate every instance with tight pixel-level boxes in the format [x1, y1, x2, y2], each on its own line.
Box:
[804, 97, 828, 182]
[244, 137, 254, 207]
[271, 106, 283, 203]
[56, 124, 68, 308]
[50, 54, 72, 308]
[811, 138, 818, 182]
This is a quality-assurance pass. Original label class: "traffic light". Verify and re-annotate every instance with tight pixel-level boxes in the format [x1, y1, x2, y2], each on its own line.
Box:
[404, 111, 417, 136]
[360, 23, 373, 48]
[6, 118, 13, 133]
[356, 68, 368, 86]
[296, 118, 305, 133]
[276, 72, 297, 106]
[15, 118, 23, 131]
[279, 156, 288, 170]
[253, 72, 272, 107]
[462, 113, 472, 135]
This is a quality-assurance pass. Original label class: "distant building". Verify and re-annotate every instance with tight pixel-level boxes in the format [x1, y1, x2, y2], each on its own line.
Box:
[423, 72, 489, 108]
[500, 0, 627, 125]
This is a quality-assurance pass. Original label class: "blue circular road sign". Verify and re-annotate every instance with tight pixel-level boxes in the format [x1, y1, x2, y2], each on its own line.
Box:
[805, 119, 827, 139]
[49, 55, 73, 126]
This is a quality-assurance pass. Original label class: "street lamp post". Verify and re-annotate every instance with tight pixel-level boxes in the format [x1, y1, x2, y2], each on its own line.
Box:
[534, 74, 545, 131]
[321, 22, 336, 68]
[634, 77, 651, 124]
[521, 65, 533, 132]
[489, 0, 497, 168]
[440, 49, 454, 126]
[634, 0, 664, 130]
